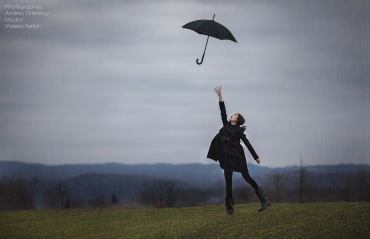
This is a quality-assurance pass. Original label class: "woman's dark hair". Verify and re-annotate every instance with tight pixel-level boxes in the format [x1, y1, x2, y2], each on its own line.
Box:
[237, 113, 245, 125]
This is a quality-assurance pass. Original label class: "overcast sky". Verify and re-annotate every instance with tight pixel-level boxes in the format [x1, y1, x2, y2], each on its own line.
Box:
[1, 0, 369, 167]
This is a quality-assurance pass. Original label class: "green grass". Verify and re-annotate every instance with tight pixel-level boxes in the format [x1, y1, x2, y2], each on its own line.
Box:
[0, 202, 369, 239]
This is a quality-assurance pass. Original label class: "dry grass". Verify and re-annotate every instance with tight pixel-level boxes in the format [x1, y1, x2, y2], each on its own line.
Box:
[0, 202, 369, 239]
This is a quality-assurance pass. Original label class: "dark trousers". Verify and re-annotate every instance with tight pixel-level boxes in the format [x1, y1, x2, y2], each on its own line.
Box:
[224, 168, 259, 198]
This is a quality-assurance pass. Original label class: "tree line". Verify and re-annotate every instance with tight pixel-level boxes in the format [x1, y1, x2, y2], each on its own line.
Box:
[1, 166, 369, 210]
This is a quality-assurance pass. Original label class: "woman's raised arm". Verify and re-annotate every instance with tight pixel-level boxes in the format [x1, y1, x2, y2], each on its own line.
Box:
[214, 86, 228, 125]
[214, 86, 223, 102]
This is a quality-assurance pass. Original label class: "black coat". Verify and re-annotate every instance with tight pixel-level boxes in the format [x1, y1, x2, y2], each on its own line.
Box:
[207, 101, 259, 172]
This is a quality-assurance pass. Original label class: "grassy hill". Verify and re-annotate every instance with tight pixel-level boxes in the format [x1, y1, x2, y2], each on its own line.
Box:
[0, 202, 369, 238]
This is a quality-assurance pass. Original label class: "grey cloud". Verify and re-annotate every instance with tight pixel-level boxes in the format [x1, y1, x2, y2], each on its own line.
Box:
[1, 0, 369, 167]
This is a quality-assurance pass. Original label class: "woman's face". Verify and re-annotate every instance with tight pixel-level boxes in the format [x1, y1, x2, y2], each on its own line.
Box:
[230, 113, 239, 122]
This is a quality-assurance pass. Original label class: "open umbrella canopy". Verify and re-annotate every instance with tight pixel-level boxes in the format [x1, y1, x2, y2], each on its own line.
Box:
[182, 19, 237, 43]
[182, 14, 237, 65]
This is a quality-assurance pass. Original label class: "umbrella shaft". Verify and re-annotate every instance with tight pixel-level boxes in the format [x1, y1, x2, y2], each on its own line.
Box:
[196, 35, 210, 65]
[203, 35, 210, 56]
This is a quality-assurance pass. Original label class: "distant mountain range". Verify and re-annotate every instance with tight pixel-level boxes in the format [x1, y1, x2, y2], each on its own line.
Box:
[1, 161, 369, 187]
[0, 161, 271, 188]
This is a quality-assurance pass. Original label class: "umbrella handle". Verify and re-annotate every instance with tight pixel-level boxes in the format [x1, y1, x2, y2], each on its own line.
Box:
[196, 55, 204, 65]
[196, 35, 210, 65]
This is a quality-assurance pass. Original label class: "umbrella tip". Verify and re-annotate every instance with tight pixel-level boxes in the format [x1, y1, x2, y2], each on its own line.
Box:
[213, 14, 215, 20]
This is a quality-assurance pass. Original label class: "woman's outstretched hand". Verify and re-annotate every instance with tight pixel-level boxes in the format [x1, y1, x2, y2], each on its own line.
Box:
[214, 86, 223, 102]
[255, 158, 261, 164]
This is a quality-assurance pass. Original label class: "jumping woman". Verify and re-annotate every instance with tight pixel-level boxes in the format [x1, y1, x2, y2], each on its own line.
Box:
[207, 86, 270, 215]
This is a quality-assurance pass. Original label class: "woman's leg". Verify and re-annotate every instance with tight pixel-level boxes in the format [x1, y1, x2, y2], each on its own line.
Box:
[241, 167, 271, 211]
[224, 169, 234, 215]
[224, 169, 233, 198]
[241, 167, 259, 190]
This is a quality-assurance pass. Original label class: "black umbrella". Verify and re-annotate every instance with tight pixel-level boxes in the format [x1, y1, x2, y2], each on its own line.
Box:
[182, 14, 237, 65]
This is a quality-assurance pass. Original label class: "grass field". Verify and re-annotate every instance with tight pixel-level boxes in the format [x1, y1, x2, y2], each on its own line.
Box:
[0, 202, 369, 239]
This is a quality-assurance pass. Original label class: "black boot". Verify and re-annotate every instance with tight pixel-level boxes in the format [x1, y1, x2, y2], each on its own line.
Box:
[255, 187, 270, 212]
[225, 197, 234, 215]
